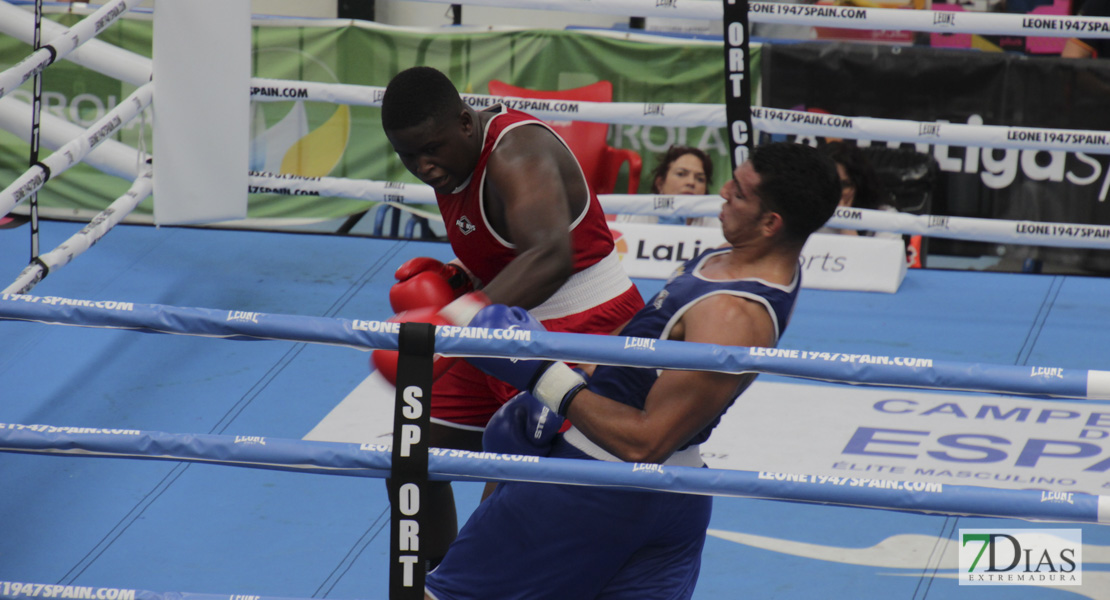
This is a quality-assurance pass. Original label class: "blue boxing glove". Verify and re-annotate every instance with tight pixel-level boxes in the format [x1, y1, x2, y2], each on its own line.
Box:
[466, 304, 586, 417]
[483, 392, 565, 457]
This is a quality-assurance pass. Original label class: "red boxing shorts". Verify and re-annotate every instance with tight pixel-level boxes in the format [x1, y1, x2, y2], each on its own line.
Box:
[429, 284, 644, 429]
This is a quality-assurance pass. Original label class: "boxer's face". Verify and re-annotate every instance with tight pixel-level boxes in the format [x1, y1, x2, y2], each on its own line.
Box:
[386, 109, 478, 194]
[718, 161, 773, 244]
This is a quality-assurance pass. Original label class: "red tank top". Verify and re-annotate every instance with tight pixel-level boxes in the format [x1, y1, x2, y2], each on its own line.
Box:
[436, 105, 615, 285]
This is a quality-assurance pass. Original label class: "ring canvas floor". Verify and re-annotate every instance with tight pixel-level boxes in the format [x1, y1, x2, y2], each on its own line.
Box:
[0, 221, 1107, 599]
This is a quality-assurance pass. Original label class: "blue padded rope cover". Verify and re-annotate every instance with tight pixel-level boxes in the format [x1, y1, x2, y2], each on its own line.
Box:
[1, 293, 1107, 400]
[0, 425, 1104, 524]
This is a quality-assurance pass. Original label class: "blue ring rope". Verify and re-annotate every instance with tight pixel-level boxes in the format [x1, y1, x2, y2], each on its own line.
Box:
[1, 293, 1108, 400]
[0, 425, 1103, 524]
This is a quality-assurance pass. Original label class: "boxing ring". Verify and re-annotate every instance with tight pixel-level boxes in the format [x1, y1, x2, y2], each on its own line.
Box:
[2, 1, 1110, 599]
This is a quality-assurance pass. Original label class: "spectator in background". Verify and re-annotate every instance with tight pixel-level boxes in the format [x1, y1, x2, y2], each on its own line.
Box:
[1062, 0, 1110, 58]
[818, 141, 900, 239]
[618, 145, 716, 226]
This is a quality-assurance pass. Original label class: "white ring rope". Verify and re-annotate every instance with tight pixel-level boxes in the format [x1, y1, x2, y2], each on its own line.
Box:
[0, 0, 136, 103]
[3, 167, 152, 296]
[3, 2, 1106, 149]
[752, 1, 1110, 37]
[0, 1, 151, 86]
[828, 207, 1110, 249]
[245, 171, 1110, 251]
[247, 82, 1110, 156]
[246, 82, 1110, 247]
[753, 107, 1110, 155]
[0, 96, 145, 179]
[398, 0, 1110, 38]
[2, 8, 1103, 169]
[6, 1, 1106, 91]
[250, 79, 728, 127]
[0, 82, 153, 220]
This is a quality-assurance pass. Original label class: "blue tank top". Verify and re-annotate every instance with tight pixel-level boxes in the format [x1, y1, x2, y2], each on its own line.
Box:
[587, 247, 801, 449]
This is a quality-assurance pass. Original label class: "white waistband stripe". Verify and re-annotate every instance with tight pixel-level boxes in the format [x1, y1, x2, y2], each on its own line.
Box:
[563, 426, 704, 468]
[532, 251, 634, 321]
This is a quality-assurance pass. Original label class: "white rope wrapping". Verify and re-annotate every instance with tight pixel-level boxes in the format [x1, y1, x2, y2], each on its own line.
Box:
[3, 167, 153, 295]
[0, 82, 153, 220]
[0, 0, 136, 102]
[601, 193, 724, 217]
[399, 0, 1110, 38]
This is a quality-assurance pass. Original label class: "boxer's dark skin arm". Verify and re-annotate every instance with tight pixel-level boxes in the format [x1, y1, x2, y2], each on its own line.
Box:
[476, 121, 587, 309]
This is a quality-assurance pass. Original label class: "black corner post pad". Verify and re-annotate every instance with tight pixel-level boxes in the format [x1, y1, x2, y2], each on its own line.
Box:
[389, 321, 435, 599]
[722, 0, 753, 173]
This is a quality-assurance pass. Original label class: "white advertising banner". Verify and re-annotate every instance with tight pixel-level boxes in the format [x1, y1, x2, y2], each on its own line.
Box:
[702, 380, 1110, 496]
[310, 375, 1110, 496]
[152, 0, 249, 225]
[608, 222, 907, 293]
[800, 233, 908, 293]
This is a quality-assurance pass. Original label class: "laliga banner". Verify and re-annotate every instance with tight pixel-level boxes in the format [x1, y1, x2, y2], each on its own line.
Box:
[761, 43, 1110, 270]
[609, 222, 907, 293]
[723, 0, 753, 170]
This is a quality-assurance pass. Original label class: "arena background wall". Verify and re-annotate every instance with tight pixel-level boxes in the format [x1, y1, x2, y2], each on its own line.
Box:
[3, 9, 1110, 272]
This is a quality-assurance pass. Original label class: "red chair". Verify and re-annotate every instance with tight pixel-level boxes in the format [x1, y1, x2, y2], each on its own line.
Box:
[487, 79, 642, 195]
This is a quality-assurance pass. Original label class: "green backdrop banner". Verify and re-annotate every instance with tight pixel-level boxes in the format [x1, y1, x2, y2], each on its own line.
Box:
[0, 16, 740, 223]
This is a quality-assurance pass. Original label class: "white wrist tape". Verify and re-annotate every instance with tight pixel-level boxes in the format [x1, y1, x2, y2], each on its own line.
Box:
[532, 362, 586, 416]
[439, 291, 490, 326]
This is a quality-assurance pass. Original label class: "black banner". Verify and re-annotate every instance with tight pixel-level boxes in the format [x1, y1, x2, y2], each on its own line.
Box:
[723, 0, 753, 171]
[761, 42, 1110, 272]
[389, 322, 434, 598]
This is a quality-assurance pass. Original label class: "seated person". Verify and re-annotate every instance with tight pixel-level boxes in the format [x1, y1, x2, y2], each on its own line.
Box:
[617, 145, 715, 225]
[818, 141, 900, 239]
[424, 142, 841, 600]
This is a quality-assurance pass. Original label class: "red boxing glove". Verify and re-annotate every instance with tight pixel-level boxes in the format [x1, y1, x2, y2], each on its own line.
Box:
[394, 257, 445, 281]
[389, 271, 455, 313]
[370, 306, 459, 386]
[389, 257, 474, 313]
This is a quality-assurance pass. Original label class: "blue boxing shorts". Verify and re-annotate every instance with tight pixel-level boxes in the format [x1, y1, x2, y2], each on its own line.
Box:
[424, 440, 712, 600]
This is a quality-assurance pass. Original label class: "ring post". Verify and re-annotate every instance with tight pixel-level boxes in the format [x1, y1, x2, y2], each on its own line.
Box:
[389, 322, 435, 598]
[723, 0, 754, 171]
[28, 0, 44, 261]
